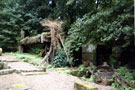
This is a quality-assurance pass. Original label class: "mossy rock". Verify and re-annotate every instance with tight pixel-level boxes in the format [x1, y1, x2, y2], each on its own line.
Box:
[74, 82, 98, 90]
[0, 62, 4, 69]
[71, 69, 87, 77]
[71, 70, 79, 76]
[0, 69, 15, 75]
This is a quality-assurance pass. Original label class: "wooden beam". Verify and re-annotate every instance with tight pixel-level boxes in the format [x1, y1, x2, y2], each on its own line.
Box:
[20, 32, 50, 45]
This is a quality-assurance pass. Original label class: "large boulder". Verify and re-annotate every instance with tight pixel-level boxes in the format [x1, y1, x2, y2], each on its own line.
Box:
[0, 48, 2, 56]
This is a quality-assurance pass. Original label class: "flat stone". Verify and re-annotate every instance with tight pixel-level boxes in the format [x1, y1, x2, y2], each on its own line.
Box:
[74, 82, 98, 90]
[21, 72, 47, 76]
[8, 62, 43, 73]
[0, 62, 4, 69]
[0, 69, 15, 75]
[0, 59, 18, 62]
[0, 59, 6, 62]
[10, 84, 30, 90]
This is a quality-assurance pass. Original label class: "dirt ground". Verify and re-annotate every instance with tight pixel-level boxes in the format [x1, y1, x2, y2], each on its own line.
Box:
[0, 54, 16, 61]
[0, 54, 114, 90]
[0, 72, 113, 90]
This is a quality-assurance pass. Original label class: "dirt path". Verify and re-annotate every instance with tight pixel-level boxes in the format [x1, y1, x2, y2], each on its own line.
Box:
[0, 54, 113, 90]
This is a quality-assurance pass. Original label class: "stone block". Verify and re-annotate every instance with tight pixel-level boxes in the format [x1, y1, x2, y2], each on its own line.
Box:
[0, 62, 4, 69]
[0, 69, 15, 75]
[74, 82, 98, 90]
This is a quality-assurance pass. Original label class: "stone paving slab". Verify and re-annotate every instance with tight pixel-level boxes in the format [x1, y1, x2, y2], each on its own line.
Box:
[7, 62, 43, 72]
[0, 54, 18, 62]
[21, 72, 47, 76]
[0, 59, 18, 62]
[74, 82, 98, 90]
[0, 69, 15, 75]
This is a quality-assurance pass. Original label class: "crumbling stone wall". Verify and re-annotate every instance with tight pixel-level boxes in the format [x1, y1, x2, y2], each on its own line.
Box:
[82, 44, 97, 66]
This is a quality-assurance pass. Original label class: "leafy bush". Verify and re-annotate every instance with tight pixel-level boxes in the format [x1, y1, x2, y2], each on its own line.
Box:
[27, 44, 43, 54]
[112, 67, 135, 90]
[76, 65, 86, 77]
[65, 0, 133, 62]
[53, 50, 68, 67]
[72, 65, 93, 78]
[46, 65, 53, 69]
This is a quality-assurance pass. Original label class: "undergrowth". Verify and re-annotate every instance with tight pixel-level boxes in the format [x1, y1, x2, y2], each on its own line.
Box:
[53, 50, 68, 67]
[112, 67, 135, 90]
[6, 52, 43, 65]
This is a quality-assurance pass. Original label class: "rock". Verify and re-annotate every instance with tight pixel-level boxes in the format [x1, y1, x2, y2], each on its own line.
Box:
[94, 71, 114, 85]
[11, 84, 30, 90]
[74, 82, 98, 90]
[0, 48, 2, 56]
[0, 62, 4, 69]
[21, 72, 47, 76]
[0, 69, 15, 75]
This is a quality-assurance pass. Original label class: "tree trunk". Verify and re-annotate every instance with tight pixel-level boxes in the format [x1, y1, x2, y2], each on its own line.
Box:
[18, 45, 24, 53]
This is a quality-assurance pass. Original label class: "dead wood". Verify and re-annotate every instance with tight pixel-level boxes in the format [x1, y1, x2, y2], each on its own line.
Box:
[114, 72, 135, 88]
[40, 20, 64, 64]
[20, 32, 50, 45]
[93, 64, 135, 88]
[39, 49, 45, 57]
[41, 43, 53, 64]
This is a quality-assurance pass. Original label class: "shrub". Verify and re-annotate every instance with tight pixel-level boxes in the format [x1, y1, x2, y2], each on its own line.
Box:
[46, 65, 53, 69]
[53, 50, 68, 67]
[112, 67, 135, 90]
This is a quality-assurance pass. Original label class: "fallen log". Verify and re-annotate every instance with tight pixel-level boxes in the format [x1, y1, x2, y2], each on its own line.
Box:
[20, 32, 50, 45]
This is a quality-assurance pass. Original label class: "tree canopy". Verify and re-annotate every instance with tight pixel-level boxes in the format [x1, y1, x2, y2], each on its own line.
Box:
[0, 0, 134, 54]
[65, 0, 134, 56]
[0, 0, 97, 50]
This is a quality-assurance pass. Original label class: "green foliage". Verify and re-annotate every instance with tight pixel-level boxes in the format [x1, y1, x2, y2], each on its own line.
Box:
[109, 57, 117, 68]
[76, 65, 86, 77]
[65, 0, 134, 60]
[7, 52, 42, 65]
[0, 0, 42, 50]
[46, 65, 53, 69]
[78, 65, 85, 71]
[0, 0, 98, 52]
[53, 50, 68, 67]
[0, 0, 20, 49]
[88, 75, 95, 82]
[73, 65, 93, 78]
[27, 44, 43, 54]
[29, 48, 41, 54]
[112, 67, 135, 90]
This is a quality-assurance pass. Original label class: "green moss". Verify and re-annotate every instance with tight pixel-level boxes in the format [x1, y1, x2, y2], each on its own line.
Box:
[6, 52, 43, 65]
[74, 82, 98, 90]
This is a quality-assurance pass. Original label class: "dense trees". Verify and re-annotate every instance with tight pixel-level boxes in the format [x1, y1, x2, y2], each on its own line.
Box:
[0, 0, 134, 89]
[66, 0, 134, 58]
[0, 0, 96, 50]
[0, 0, 43, 48]
[0, 0, 134, 58]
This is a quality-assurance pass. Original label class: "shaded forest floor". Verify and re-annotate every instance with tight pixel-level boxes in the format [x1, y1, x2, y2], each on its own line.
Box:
[0, 53, 113, 90]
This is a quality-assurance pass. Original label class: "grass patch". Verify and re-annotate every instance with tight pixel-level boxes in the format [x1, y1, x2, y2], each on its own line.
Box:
[6, 52, 43, 65]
